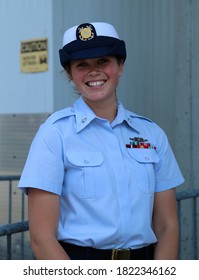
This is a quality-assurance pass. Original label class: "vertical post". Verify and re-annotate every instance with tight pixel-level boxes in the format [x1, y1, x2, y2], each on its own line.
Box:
[21, 191, 25, 259]
[193, 198, 198, 259]
[177, 200, 182, 259]
[7, 179, 12, 259]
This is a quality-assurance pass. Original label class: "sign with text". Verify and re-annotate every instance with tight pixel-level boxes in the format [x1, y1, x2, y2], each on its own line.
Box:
[20, 38, 48, 73]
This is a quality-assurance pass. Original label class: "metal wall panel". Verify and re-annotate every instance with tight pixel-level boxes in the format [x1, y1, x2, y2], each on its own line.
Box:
[0, 113, 49, 175]
[174, 0, 199, 191]
[0, 0, 54, 114]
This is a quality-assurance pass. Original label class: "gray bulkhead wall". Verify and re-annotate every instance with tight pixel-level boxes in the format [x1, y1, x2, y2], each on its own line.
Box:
[174, 0, 199, 259]
[175, 0, 199, 191]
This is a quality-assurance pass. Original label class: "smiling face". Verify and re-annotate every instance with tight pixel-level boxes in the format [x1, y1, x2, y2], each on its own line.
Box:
[69, 56, 124, 106]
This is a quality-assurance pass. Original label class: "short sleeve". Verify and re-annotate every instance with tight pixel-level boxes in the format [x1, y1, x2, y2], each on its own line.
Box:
[154, 125, 184, 192]
[18, 123, 64, 195]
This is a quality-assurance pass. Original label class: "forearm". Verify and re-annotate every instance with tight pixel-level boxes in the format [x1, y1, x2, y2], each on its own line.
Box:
[28, 189, 67, 259]
[153, 188, 179, 260]
[31, 236, 70, 260]
[153, 227, 179, 260]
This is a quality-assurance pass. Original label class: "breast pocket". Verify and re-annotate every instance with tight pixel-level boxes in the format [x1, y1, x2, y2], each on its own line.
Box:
[66, 151, 108, 199]
[127, 149, 159, 193]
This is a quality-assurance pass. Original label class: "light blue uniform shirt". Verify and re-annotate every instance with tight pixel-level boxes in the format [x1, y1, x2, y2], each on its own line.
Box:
[18, 96, 184, 249]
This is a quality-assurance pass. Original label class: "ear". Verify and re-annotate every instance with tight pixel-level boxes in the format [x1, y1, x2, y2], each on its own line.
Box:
[64, 69, 72, 81]
[118, 61, 124, 77]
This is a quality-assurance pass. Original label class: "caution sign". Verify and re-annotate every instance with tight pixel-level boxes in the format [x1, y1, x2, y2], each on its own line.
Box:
[20, 38, 48, 73]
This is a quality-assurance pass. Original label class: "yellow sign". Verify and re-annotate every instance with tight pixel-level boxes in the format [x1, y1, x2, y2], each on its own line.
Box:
[20, 38, 48, 73]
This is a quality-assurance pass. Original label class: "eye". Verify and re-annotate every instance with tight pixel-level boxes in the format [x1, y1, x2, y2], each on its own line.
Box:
[76, 61, 88, 68]
[98, 58, 109, 65]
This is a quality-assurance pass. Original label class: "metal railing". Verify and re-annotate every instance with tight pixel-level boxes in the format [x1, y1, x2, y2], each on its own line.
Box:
[0, 221, 29, 259]
[0, 175, 199, 259]
[0, 175, 31, 259]
[176, 189, 199, 260]
[0, 175, 22, 223]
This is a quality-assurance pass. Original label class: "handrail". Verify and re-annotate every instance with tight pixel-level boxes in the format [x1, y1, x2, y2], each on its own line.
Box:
[0, 221, 29, 236]
[176, 189, 199, 200]
[0, 175, 20, 181]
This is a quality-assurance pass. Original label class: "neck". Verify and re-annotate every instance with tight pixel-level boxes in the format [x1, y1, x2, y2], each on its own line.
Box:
[83, 97, 118, 123]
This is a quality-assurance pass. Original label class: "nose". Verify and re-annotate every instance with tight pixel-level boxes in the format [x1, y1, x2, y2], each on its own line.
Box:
[88, 63, 100, 76]
[88, 70, 100, 77]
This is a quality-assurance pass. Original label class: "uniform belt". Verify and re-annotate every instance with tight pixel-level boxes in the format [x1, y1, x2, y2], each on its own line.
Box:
[59, 241, 155, 260]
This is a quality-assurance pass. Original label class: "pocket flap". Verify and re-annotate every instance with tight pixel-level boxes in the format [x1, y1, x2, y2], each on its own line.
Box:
[127, 149, 159, 163]
[67, 151, 104, 167]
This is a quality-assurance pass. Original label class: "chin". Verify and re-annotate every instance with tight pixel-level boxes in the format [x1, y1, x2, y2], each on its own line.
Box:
[84, 93, 112, 102]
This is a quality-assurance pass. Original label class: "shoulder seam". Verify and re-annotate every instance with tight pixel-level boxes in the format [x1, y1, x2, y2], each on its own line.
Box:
[46, 108, 75, 125]
[126, 110, 153, 123]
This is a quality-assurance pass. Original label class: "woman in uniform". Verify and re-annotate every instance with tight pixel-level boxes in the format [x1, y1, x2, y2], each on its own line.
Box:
[18, 22, 184, 260]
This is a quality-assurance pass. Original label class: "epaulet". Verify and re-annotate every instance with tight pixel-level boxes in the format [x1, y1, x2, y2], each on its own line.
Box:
[127, 110, 153, 123]
[45, 107, 75, 125]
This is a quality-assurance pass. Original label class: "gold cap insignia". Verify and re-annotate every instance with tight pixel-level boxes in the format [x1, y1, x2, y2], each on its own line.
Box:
[77, 23, 96, 41]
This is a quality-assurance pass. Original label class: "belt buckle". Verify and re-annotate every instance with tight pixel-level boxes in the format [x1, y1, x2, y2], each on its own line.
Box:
[112, 248, 131, 260]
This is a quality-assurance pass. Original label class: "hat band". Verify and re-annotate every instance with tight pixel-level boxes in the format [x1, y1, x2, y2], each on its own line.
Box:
[59, 36, 126, 67]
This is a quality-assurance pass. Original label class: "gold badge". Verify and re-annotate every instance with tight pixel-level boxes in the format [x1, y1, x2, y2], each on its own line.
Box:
[80, 27, 92, 39]
[77, 23, 96, 41]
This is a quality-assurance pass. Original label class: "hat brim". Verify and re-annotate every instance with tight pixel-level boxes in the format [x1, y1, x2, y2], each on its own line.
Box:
[59, 36, 126, 67]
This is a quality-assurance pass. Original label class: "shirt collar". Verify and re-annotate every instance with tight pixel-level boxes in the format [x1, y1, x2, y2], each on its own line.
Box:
[112, 101, 140, 133]
[73, 96, 141, 133]
[74, 97, 97, 133]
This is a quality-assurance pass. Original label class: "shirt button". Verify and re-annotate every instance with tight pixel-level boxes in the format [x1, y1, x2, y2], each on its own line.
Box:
[84, 159, 89, 164]
[145, 156, 149, 161]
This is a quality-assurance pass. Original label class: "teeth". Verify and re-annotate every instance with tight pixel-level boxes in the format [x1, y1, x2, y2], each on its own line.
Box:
[87, 81, 105, 87]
